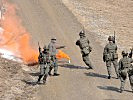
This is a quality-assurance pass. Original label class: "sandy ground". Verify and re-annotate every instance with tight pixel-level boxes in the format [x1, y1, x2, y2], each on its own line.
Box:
[0, 57, 39, 100]
[1, 0, 133, 100]
[62, 0, 133, 52]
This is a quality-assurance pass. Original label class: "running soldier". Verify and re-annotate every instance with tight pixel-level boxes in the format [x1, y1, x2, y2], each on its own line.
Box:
[76, 30, 94, 69]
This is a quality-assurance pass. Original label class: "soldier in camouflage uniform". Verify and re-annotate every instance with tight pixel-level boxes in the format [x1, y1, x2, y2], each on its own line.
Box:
[119, 50, 133, 93]
[76, 30, 93, 69]
[48, 37, 65, 76]
[37, 45, 51, 84]
[103, 36, 119, 79]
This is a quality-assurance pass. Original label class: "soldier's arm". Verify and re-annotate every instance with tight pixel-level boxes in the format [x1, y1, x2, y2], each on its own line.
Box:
[48, 44, 52, 54]
[76, 40, 80, 46]
[87, 38, 90, 44]
[115, 45, 118, 52]
[56, 46, 66, 49]
[118, 60, 122, 70]
[103, 45, 108, 54]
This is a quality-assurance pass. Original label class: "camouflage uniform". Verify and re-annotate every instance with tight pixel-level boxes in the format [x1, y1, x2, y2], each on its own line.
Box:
[48, 37, 65, 76]
[37, 46, 51, 84]
[76, 31, 93, 69]
[103, 36, 119, 79]
[119, 50, 133, 93]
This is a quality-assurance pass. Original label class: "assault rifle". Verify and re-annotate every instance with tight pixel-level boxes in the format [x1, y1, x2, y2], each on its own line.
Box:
[56, 46, 66, 49]
[38, 42, 41, 53]
[38, 42, 43, 64]
[129, 47, 133, 58]
[113, 31, 116, 43]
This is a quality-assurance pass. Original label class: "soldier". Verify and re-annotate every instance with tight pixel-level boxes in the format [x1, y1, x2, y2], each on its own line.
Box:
[76, 30, 93, 69]
[103, 36, 119, 79]
[119, 50, 133, 93]
[37, 45, 51, 84]
[48, 37, 65, 76]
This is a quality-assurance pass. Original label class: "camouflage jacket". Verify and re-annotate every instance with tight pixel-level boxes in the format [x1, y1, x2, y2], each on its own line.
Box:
[38, 51, 44, 64]
[76, 36, 90, 49]
[38, 51, 51, 64]
[48, 42, 65, 56]
[48, 42, 57, 56]
[119, 57, 133, 71]
[104, 42, 117, 54]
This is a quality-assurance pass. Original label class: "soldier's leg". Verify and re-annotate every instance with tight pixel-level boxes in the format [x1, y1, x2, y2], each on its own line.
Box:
[82, 55, 93, 69]
[53, 59, 60, 76]
[129, 75, 133, 92]
[43, 64, 50, 84]
[120, 77, 126, 93]
[37, 75, 43, 83]
[113, 59, 119, 78]
[48, 65, 53, 76]
[106, 61, 112, 79]
[37, 64, 44, 83]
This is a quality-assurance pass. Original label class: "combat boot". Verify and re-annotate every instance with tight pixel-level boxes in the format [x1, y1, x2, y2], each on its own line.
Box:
[108, 75, 111, 79]
[43, 75, 48, 85]
[120, 89, 123, 93]
[37, 75, 43, 84]
[53, 73, 60, 76]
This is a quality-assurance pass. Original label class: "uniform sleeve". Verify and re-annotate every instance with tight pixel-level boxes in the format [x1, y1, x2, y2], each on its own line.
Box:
[48, 43, 52, 55]
[88, 39, 90, 44]
[119, 59, 122, 70]
[115, 44, 117, 51]
[103, 45, 108, 54]
[76, 40, 80, 46]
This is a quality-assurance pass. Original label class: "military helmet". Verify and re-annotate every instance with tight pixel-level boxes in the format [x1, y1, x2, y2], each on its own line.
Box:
[108, 36, 113, 41]
[122, 50, 128, 56]
[51, 37, 57, 40]
[79, 30, 85, 36]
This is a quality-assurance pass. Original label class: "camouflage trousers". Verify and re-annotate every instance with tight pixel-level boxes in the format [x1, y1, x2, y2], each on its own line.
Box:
[119, 69, 128, 91]
[49, 56, 58, 74]
[106, 59, 119, 78]
[129, 75, 133, 91]
[82, 54, 93, 69]
[120, 71, 133, 91]
[38, 64, 50, 82]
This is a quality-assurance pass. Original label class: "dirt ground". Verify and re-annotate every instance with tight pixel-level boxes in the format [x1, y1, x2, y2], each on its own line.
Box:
[0, 0, 133, 100]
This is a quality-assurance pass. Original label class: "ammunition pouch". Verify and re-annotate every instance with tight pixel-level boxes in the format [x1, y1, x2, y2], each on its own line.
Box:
[119, 70, 127, 80]
[113, 53, 118, 60]
[82, 46, 92, 55]
[104, 53, 113, 61]
[128, 68, 133, 77]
